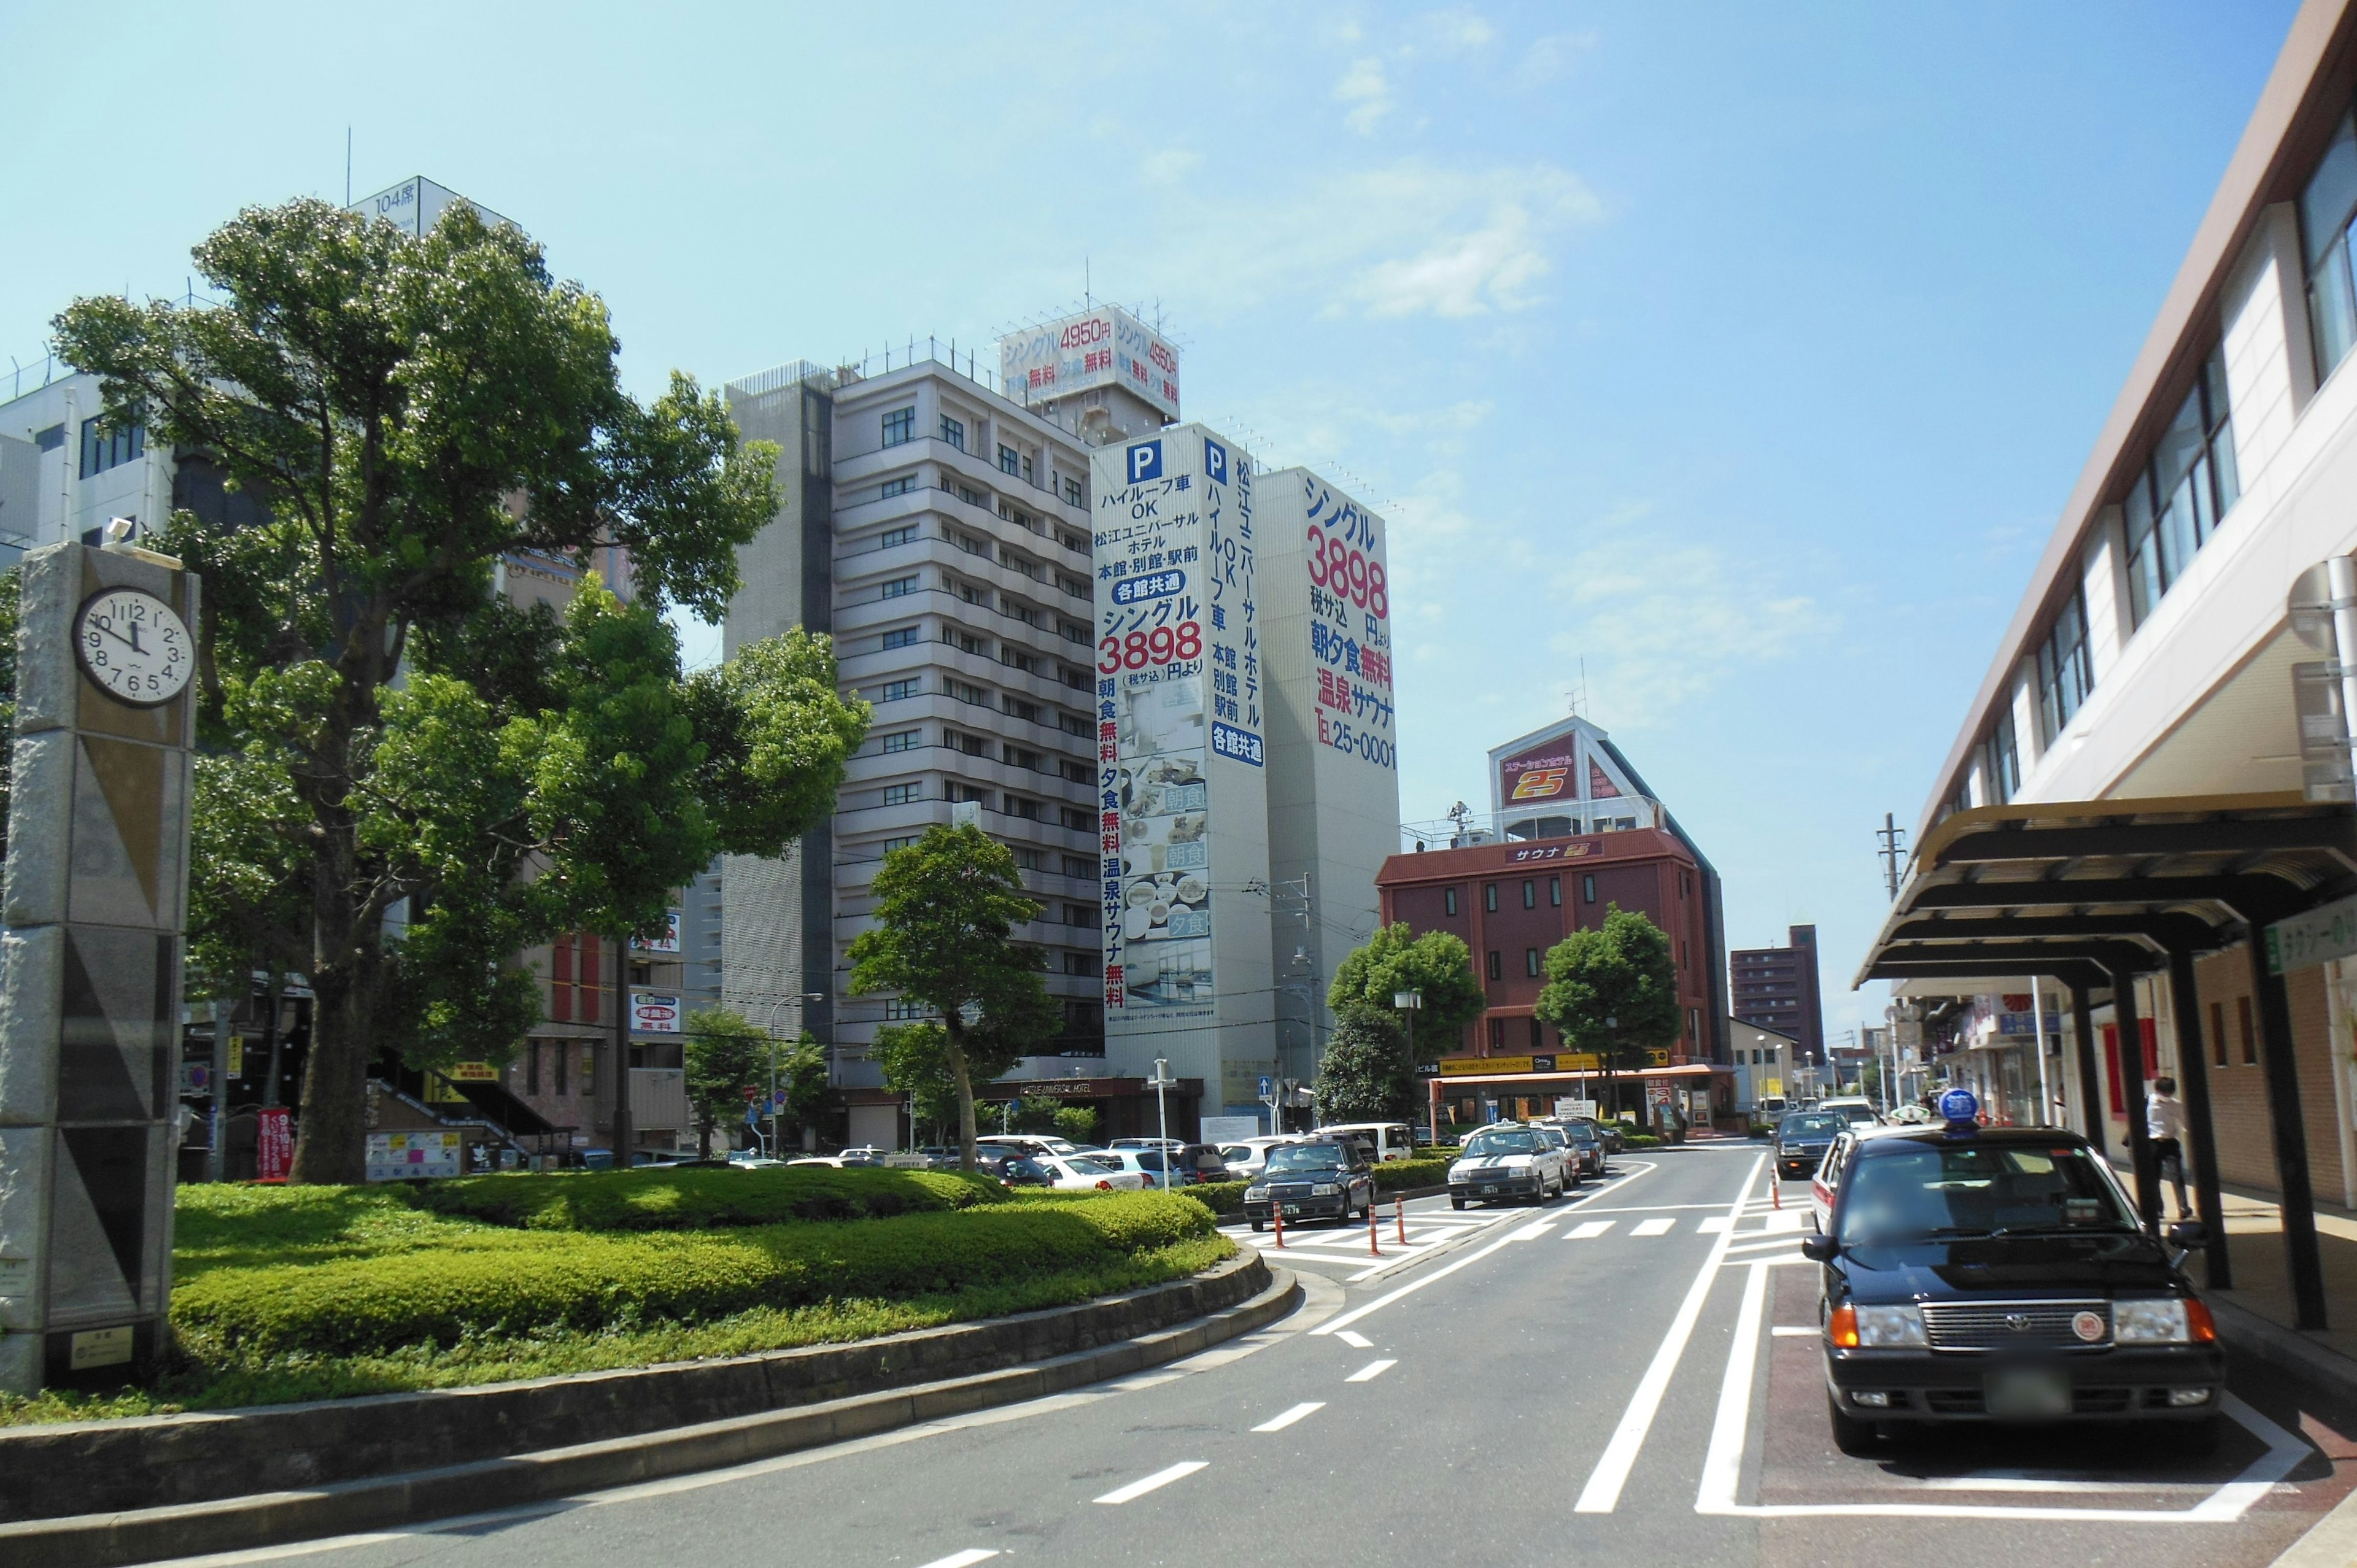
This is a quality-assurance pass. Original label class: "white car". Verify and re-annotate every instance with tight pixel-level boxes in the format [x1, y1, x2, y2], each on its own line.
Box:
[1034, 1154, 1149, 1191]
[1447, 1124, 1572, 1208]
[1217, 1137, 1301, 1181]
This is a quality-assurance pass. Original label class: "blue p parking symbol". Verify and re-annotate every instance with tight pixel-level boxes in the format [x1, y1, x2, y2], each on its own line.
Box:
[1127, 440, 1163, 484]
[1203, 438, 1228, 485]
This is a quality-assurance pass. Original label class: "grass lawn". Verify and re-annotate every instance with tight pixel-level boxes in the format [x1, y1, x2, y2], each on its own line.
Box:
[0, 1170, 1233, 1428]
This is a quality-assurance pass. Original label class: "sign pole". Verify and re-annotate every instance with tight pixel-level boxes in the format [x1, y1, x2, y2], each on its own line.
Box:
[611, 937, 633, 1168]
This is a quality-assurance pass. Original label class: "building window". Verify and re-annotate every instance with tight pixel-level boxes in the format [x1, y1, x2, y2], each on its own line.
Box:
[1488, 1018, 1506, 1051]
[1061, 805, 1093, 831]
[1064, 476, 1084, 506]
[1520, 880, 1535, 910]
[948, 679, 989, 706]
[882, 407, 915, 447]
[1445, 887, 1459, 917]
[1004, 795, 1041, 821]
[1525, 948, 1540, 978]
[1979, 707, 2019, 805]
[882, 781, 923, 806]
[1063, 854, 1099, 878]
[881, 627, 918, 650]
[1004, 697, 1040, 722]
[554, 1043, 568, 1095]
[883, 834, 919, 852]
[1000, 443, 1021, 476]
[1012, 846, 1047, 870]
[940, 415, 966, 451]
[1063, 951, 1100, 976]
[880, 475, 916, 498]
[2209, 1000, 2227, 1068]
[1687, 1007, 1700, 1045]
[1581, 874, 1596, 903]
[878, 679, 918, 702]
[525, 1042, 541, 1095]
[2237, 995, 2256, 1065]
[883, 998, 930, 1021]
[1059, 712, 1090, 736]
[880, 575, 916, 600]
[877, 523, 917, 548]
[2304, 107, 2357, 380]
[2121, 347, 2239, 629]
[944, 781, 988, 805]
[78, 417, 145, 479]
[1485, 883, 1498, 913]
[1549, 876, 1562, 908]
[2034, 589, 2093, 746]
[1065, 902, 1092, 925]
[881, 729, 918, 753]
[1487, 950, 1503, 981]
[1059, 618, 1091, 644]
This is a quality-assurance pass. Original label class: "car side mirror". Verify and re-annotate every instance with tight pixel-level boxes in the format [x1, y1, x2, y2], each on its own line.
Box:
[2165, 1219, 2208, 1250]
[1800, 1234, 1840, 1263]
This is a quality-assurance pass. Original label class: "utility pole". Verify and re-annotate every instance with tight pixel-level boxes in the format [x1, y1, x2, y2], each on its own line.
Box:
[612, 936, 633, 1169]
[1876, 813, 1908, 900]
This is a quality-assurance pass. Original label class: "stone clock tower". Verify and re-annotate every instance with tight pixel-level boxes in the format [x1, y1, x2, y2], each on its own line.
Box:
[0, 533, 200, 1393]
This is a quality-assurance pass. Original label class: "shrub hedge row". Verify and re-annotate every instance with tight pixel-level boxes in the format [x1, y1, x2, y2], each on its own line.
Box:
[173, 1191, 1214, 1361]
[410, 1165, 1007, 1232]
[1183, 1156, 1457, 1219]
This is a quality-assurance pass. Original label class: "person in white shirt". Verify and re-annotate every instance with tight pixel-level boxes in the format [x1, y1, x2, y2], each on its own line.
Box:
[2146, 1077, 2190, 1221]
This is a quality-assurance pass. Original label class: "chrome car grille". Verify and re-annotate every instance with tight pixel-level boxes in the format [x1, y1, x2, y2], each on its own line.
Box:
[1919, 1299, 2109, 1351]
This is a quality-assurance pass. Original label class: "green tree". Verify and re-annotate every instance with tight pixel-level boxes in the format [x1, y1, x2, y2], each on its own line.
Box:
[52, 198, 870, 1181]
[846, 823, 1061, 1169]
[1328, 922, 1485, 1057]
[1053, 1105, 1101, 1146]
[1535, 905, 1682, 1110]
[682, 1006, 771, 1159]
[1315, 1006, 1414, 1124]
[872, 1022, 962, 1145]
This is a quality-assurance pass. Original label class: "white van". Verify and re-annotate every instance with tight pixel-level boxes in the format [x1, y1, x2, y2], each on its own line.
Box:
[1315, 1122, 1417, 1163]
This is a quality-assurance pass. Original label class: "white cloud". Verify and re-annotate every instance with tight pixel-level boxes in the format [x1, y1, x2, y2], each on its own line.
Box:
[1140, 148, 1201, 183]
[1415, 7, 1496, 51]
[1513, 31, 1595, 87]
[1345, 205, 1550, 317]
[1543, 508, 1825, 726]
[1334, 57, 1393, 134]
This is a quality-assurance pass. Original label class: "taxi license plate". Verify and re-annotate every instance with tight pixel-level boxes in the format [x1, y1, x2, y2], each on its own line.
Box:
[1984, 1369, 2071, 1418]
[1477, 1184, 1500, 1195]
[1281, 1204, 1303, 1216]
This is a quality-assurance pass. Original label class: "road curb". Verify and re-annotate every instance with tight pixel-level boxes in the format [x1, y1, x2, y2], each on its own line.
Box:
[0, 1266, 1302, 1568]
[2209, 1292, 2357, 1408]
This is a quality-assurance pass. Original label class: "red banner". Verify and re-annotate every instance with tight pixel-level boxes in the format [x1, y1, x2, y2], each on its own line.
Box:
[257, 1106, 293, 1182]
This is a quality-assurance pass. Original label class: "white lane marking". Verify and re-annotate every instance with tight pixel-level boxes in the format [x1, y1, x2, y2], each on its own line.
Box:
[1573, 1153, 1764, 1514]
[917, 1553, 1001, 1568]
[1336, 1329, 1372, 1348]
[1566, 1219, 1616, 1240]
[1510, 1220, 1556, 1240]
[1631, 1218, 1676, 1237]
[1770, 1326, 1816, 1337]
[1094, 1461, 1209, 1505]
[1749, 1211, 1804, 1234]
[1916, 1475, 2207, 1494]
[1698, 1216, 1732, 1234]
[1725, 1237, 1802, 1257]
[1697, 1260, 1770, 1511]
[1252, 1401, 1325, 1432]
[1314, 1213, 1557, 1338]
[1346, 1358, 1398, 1383]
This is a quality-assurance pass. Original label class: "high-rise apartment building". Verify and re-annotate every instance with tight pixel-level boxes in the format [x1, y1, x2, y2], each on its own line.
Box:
[719, 350, 1112, 1144]
[1730, 924, 1825, 1065]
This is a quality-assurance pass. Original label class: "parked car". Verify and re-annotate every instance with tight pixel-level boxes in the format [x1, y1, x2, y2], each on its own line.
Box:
[837, 1146, 887, 1168]
[1558, 1119, 1607, 1178]
[1531, 1124, 1584, 1191]
[1093, 1149, 1185, 1188]
[1032, 1154, 1149, 1191]
[1218, 1137, 1301, 1181]
[1805, 1118, 2222, 1455]
[1447, 1123, 1572, 1208]
[1577, 1117, 1627, 1155]
[1315, 1121, 1418, 1162]
[1242, 1138, 1376, 1230]
[1110, 1137, 1184, 1151]
[1774, 1111, 1846, 1181]
[993, 1155, 1055, 1188]
[1817, 1096, 1883, 1129]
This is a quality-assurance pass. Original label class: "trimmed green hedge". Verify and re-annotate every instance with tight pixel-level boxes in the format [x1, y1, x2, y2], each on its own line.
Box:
[1191, 1180, 1247, 1216]
[1374, 1158, 1453, 1192]
[409, 1165, 1007, 1232]
[173, 1191, 1215, 1362]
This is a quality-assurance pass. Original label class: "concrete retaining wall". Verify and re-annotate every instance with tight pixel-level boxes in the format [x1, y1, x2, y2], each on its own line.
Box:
[0, 1253, 1270, 1524]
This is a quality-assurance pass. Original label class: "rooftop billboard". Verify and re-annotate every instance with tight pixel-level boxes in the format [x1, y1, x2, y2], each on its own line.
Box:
[1000, 306, 1180, 422]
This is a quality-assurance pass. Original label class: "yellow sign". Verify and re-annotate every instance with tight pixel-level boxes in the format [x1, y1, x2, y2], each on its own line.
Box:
[425, 1073, 471, 1103]
[446, 1062, 500, 1082]
[1647, 1049, 1670, 1067]
[1436, 1053, 1606, 1077]
[226, 1038, 244, 1076]
[1762, 1077, 1785, 1097]
[70, 1326, 134, 1369]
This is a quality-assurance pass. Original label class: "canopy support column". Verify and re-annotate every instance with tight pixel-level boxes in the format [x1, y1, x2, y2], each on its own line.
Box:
[2109, 965, 2159, 1235]
[2248, 946, 2329, 1329]
[2071, 984, 2105, 1160]
[2166, 948, 2231, 1289]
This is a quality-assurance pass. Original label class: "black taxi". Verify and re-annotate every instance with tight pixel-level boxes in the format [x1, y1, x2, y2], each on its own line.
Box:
[1803, 1089, 2222, 1454]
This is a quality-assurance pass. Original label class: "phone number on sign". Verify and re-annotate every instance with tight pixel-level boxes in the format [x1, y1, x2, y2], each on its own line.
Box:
[1319, 715, 1396, 768]
[1307, 527, 1388, 616]
[1097, 622, 1203, 672]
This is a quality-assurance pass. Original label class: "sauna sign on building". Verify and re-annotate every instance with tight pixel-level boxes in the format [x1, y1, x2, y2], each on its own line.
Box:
[1091, 427, 1268, 1033]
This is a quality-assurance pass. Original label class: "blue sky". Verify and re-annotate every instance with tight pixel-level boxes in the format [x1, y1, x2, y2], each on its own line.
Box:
[0, 2, 2303, 1041]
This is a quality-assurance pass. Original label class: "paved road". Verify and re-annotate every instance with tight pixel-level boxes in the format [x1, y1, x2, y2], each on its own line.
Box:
[157, 1148, 2357, 1568]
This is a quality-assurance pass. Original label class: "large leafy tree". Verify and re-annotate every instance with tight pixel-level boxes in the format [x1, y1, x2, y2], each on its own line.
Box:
[1328, 922, 1485, 1058]
[1534, 906, 1682, 1106]
[846, 823, 1061, 1169]
[682, 1006, 772, 1159]
[1315, 1006, 1414, 1124]
[871, 1022, 962, 1145]
[52, 198, 869, 1181]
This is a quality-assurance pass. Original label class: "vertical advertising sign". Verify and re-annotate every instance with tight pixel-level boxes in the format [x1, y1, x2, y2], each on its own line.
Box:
[256, 1107, 293, 1183]
[1299, 477, 1395, 776]
[1093, 427, 1258, 1025]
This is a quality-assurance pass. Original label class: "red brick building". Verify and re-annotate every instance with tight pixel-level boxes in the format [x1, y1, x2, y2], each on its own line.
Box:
[1376, 827, 1728, 1126]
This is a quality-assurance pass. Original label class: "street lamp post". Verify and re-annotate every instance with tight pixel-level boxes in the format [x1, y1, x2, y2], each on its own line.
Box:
[1394, 988, 1424, 1139]
[1149, 1058, 1177, 1190]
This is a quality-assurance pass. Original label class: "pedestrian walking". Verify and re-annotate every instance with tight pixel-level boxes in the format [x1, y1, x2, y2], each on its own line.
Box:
[2147, 1076, 2191, 1220]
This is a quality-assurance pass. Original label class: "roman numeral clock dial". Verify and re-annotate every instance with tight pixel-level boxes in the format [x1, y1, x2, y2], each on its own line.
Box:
[75, 587, 193, 708]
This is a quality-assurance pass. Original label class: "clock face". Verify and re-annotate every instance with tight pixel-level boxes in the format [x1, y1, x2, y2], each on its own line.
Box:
[75, 587, 194, 708]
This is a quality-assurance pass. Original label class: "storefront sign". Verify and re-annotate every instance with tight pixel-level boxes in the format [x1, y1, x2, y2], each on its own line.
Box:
[631, 993, 683, 1034]
[1435, 1053, 1606, 1077]
[365, 1130, 463, 1182]
[2266, 893, 2357, 974]
[1499, 747, 1576, 804]
[630, 911, 683, 954]
[256, 1106, 293, 1181]
[446, 1061, 500, 1081]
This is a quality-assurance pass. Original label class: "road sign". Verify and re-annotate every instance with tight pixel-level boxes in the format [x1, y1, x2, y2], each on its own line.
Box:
[1258, 1075, 1274, 1099]
[770, 1090, 788, 1112]
[742, 1086, 759, 1102]
[2266, 892, 2357, 974]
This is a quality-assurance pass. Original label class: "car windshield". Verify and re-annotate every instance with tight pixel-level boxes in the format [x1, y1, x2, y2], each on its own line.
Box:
[1837, 1142, 2137, 1244]
[1062, 1157, 1115, 1175]
[1463, 1129, 1540, 1156]
[1219, 1146, 1250, 1161]
[1566, 1125, 1597, 1143]
[1780, 1114, 1844, 1138]
[1266, 1145, 1347, 1172]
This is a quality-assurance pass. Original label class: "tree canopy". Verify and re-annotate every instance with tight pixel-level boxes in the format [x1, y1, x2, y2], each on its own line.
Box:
[681, 1006, 772, 1159]
[1328, 922, 1484, 1055]
[846, 823, 1061, 1168]
[1315, 1006, 1415, 1124]
[52, 197, 869, 1181]
[872, 1022, 963, 1143]
[1533, 905, 1682, 1077]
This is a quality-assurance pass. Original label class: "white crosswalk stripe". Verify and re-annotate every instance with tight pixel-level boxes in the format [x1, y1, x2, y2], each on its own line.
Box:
[1565, 1219, 1616, 1239]
[1631, 1218, 1676, 1237]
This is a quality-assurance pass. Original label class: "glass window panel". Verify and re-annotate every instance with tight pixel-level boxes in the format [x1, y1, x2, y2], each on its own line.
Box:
[2210, 415, 2239, 517]
[2160, 473, 2199, 584]
[2316, 239, 2357, 380]
[2151, 387, 2205, 500]
[2123, 474, 2158, 627]
[2302, 112, 2357, 271]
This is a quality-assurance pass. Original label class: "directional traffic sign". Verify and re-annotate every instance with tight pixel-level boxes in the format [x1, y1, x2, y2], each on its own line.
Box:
[1258, 1076, 1274, 1099]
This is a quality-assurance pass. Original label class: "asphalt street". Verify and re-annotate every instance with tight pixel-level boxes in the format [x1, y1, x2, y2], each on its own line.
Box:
[145, 1147, 2357, 1568]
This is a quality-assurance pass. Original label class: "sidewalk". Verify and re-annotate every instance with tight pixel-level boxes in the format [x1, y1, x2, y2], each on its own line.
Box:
[2166, 1175, 2357, 1397]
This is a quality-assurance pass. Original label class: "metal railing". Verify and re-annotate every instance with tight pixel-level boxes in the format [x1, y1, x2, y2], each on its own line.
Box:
[1398, 798, 1668, 853]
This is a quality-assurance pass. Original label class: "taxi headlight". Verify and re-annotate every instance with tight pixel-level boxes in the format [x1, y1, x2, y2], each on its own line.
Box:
[1852, 1305, 1929, 1348]
[1311, 1183, 1339, 1196]
[2113, 1299, 2192, 1344]
[1244, 1186, 1268, 1200]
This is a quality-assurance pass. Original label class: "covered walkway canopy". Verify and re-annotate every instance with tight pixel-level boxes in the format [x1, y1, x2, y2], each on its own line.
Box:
[1851, 790, 2357, 1329]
